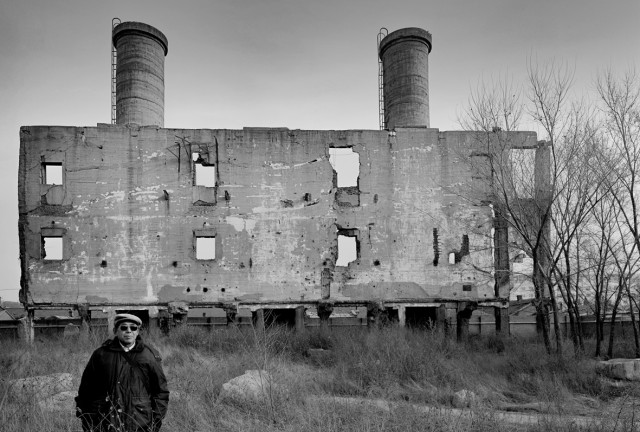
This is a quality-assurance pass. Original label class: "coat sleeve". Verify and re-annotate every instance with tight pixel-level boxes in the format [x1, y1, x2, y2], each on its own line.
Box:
[148, 350, 170, 419]
[75, 349, 102, 412]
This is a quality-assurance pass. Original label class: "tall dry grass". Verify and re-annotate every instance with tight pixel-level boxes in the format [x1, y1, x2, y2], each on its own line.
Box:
[0, 325, 638, 431]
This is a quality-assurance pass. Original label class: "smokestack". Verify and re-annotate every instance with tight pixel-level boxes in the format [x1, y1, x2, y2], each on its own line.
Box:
[378, 27, 432, 129]
[112, 22, 168, 127]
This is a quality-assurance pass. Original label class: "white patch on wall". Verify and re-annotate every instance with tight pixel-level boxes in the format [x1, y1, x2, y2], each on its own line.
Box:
[336, 235, 356, 267]
[226, 216, 257, 233]
[329, 147, 359, 187]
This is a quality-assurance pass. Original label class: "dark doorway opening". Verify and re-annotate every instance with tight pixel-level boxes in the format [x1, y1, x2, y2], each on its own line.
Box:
[260, 309, 297, 328]
[406, 307, 438, 329]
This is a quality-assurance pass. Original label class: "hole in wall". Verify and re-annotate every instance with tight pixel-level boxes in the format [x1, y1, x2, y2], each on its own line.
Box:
[196, 236, 216, 260]
[193, 153, 216, 187]
[329, 147, 359, 187]
[336, 229, 359, 267]
[43, 163, 63, 185]
[42, 237, 63, 260]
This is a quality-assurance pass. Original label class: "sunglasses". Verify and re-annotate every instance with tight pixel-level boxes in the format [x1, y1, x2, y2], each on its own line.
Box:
[119, 325, 139, 332]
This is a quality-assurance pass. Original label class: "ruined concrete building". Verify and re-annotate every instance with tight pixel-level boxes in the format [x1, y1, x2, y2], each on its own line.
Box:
[18, 22, 546, 336]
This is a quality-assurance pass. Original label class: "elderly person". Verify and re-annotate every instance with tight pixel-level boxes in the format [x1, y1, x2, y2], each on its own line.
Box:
[75, 313, 169, 431]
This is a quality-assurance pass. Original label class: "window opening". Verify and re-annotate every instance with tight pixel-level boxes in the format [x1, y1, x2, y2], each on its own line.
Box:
[43, 237, 63, 260]
[510, 148, 536, 198]
[43, 163, 63, 185]
[337, 234, 357, 267]
[193, 152, 216, 187]
[196, 236, 216, 260]
[329, 147, 359, 187]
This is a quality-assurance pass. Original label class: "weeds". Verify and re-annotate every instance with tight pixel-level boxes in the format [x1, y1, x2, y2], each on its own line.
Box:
[0, 326, 638, 431]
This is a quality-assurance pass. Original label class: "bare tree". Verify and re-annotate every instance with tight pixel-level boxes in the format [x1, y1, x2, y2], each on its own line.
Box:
[596, 69, 640, 356]
[459, 61, 607, 355]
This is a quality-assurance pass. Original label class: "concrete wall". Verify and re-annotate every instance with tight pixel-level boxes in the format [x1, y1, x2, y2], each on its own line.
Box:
[18, 124, 537, 309]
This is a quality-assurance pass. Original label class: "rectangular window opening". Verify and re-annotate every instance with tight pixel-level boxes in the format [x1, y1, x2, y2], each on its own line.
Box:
[43, 163, 63, 185]
[329, 147, 359, 188]
[42, 237, 63, 260]
[196, 236, 216, 260]
[336, 229, 359, 267]
[193, 153, 216, 187]
[510, 149, 536, 198]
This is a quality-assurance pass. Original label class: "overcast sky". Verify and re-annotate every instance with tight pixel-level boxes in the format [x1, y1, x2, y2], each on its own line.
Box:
[1, 0, 638, 302]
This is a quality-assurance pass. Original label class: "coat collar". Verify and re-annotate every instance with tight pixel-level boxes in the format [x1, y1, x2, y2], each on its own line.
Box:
[104, 335, 144, 353]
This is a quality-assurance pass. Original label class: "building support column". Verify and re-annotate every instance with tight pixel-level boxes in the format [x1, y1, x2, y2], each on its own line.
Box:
[17, 309, 34, 343]
[168, 301, 189, 328]
[457, 302, 477, 342]
[77, 304, 91, 332]
[317, 302, 333, 331]
[495, 305, 510, 336]
[254, 309, 265, 332]
[295, 306, 306, 332]
[397, 306, 406, 327]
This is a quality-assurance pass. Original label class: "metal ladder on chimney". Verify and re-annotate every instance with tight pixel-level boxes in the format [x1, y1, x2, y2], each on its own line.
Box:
[377, 28, 388, 130]
[111, 18, 121, 124]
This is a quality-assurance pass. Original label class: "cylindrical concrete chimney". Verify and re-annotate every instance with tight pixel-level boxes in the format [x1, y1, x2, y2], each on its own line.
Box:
[112, 22, 168, 127]
[378, 27, 432, 129]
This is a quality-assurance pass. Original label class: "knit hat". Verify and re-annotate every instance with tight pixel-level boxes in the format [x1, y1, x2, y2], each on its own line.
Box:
[114, 313, 142, 328]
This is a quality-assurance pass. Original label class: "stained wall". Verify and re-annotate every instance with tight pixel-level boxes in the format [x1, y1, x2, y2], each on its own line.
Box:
[18, 124, 537, 307]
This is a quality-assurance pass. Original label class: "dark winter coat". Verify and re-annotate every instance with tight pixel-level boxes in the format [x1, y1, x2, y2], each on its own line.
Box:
[75, 336, 169, 432]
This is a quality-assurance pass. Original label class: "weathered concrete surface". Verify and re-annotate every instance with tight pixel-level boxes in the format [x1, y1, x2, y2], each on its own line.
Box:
[19, 124, 537, 308]
[113, 22, 168, 127]
[596, 359, 640, 381]
[379, 28, 432, 128]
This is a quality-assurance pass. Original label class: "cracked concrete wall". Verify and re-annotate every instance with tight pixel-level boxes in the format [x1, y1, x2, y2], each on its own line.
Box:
[18, 124, 537, 307]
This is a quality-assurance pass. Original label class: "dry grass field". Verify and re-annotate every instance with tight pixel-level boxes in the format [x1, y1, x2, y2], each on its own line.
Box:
[1, 325, 639, 431]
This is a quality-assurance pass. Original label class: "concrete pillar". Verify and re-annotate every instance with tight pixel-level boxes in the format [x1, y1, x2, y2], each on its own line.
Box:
[436, 304, 447, 333]
[457, 302, 477, 342]
[321, 268, 331, 299]
[158, 309, 170, 335]
[295, 306, 306, 332]
[254, 309, 265, 332]
[495, 306, 510, 336]
[317, 302, 333, 331]
[493, 204, 510, 299]
[367, 302, 383, 328]
[168, 301, 189, 328]
[397, 306, 406, 327]
[225, 309, 237, 326]
[17, 310, 34, 343]
[77, 304, 91, 333]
